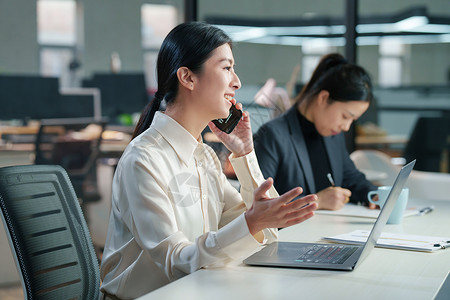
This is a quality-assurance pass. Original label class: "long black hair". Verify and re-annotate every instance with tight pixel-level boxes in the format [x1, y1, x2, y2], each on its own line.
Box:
[132, 22, 232, 139]
[295, 53, 373, 109]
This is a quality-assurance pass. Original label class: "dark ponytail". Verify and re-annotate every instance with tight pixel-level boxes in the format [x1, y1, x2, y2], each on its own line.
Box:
[295, 53, 373, 108]
[132, 22, 232, 139]
[132, 92, 162, 138]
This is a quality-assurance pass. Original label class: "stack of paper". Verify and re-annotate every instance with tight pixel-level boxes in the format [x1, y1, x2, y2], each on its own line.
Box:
[323, 230, 450, 252]
[315, 203, 420, 219]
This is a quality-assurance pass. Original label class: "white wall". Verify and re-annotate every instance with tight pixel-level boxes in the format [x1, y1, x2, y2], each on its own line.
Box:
[358, 45, 379, 84]
[198, 0, 450, 20]
[359, 0, 450, 15]
[0, 0, 39, 74]
[409, 44, 450, 85]
[198, 0, 346, 18]
[233, 43, 302, 86]
[82, 0, 183, 77]
[0, 0, 449, 85]
[198, 0, 450, 86]
[83, 1, 143, 76]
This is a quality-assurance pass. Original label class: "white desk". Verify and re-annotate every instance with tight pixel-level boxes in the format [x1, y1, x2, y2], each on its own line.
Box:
[138, 198, 450, 300]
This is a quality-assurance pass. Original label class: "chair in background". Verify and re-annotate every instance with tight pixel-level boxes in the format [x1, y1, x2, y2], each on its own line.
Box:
[403, 116, 450, 173]
[34, 117, 108, 220]
[254, 78, 293, 119]
[0, 164, 100, 299]
[349, 149, 399, 186]
[351, 149, 450, 201]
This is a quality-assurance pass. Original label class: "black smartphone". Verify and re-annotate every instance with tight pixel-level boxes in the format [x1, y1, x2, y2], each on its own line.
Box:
[212, 103, 243, 134]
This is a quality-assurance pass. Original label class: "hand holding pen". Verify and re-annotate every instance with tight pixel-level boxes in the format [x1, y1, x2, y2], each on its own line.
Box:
[326, 173, 378, 210]
[314, 173, 351, 210]
[327, 173, 350, 204]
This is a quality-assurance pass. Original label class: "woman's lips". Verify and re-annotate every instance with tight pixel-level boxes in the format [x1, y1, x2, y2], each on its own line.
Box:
[224, 95, 233, 103]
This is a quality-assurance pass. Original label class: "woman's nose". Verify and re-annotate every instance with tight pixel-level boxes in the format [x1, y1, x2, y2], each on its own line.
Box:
[231, 71, 241, 90]
[341, 120, 353, 132]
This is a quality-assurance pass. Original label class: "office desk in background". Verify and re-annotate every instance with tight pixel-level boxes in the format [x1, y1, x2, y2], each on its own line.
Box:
[355, 134, 408, 148]
[356, 134, 408, 157]
[0, 127, 132, 161]
[138, 198, 450, 300]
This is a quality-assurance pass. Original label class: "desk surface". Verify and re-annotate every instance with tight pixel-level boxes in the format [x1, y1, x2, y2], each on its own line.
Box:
[138, 198, 450, 300]
[355, 134, 408, 146]
[0, 138, 130, 154]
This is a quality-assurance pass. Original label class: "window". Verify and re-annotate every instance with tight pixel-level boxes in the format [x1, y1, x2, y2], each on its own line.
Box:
[40, 48, 74, 88]
[37, 0, 76, 45]
[37, 0, 77, 87]
[378, 38, 406, 87]
[301, 39, 335, 82]
[141, 4, 178, 90]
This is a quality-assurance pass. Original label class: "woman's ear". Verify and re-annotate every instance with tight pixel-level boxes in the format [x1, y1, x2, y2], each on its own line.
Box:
[177, 67, 195, 91]
[317, 90, 330, 107]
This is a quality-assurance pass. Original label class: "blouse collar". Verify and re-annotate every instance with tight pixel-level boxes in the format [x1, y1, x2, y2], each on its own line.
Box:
[151, 111, 202, 166]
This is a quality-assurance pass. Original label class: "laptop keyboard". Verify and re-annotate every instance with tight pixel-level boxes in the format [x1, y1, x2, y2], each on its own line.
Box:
[295, 245, 358, 264]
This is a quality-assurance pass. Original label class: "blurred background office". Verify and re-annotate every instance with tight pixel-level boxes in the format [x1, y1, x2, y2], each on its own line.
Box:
[0, 0, 449, 298]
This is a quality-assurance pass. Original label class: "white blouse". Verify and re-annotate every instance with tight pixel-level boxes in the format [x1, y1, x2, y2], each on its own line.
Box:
[100, 112, 278, 299]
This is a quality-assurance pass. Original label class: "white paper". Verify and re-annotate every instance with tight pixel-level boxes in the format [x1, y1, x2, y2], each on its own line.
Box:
[315, 203, 420, 219]
[323, 230, 449, 252]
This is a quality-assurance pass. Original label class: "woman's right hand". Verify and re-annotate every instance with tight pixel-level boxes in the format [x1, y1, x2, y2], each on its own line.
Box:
[244, 178, 318, 235]
[316, 186, 352, 210]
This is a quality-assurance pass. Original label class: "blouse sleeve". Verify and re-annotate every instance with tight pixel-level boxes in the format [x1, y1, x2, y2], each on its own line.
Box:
[117, 147, 276, 281]
[219, 150, 278, 244]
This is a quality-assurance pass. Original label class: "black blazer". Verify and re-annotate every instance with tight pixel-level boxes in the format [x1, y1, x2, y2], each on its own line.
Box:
[254, 105, 376, 204]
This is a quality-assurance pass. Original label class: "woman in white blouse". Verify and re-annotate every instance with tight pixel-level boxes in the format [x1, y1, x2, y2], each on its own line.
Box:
[100, 22, 318, 300]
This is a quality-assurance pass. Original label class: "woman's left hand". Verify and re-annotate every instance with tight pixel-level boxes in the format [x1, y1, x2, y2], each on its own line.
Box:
[208, 100, 253, 157]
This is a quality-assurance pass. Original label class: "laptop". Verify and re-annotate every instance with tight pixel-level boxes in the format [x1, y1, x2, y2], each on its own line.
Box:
[244, 159, 416, 271]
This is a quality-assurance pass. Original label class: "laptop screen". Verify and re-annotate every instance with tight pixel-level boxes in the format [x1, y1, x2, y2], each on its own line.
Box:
[354, 159, 416, 269]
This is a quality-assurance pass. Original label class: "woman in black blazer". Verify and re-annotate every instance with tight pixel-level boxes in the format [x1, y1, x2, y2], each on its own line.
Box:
[255, 53, 376, 210]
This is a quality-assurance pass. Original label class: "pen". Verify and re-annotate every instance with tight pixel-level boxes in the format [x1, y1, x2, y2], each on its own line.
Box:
[327, 173, 335, 186]
[433, 241, 450, 249]
[327, 173, 350, 204]
[417, 206, 434, 216]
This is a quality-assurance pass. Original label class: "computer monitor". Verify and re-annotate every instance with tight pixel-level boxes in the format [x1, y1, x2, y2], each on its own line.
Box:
[0, 75, 61, 122]
[59, 88, 101, 120]
[82, 73, 149, 124]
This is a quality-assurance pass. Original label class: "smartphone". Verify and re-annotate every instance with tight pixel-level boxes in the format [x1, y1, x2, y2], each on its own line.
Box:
[212, 103, 243, 134]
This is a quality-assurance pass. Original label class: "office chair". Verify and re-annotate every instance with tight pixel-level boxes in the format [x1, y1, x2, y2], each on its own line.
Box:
[34, 118, 108, 209]
[254, 78, 292, 119]
[403, 116, 450, 172]
[0, 164, 100, 299]
[351, 149, 450, 201]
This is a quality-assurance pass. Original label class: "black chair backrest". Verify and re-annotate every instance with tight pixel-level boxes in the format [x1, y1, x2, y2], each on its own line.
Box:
[403, 117, 450, 172]
[0, 164, 100, 299]
[34, 117, 107, 173]
[34, 117, 108, 203]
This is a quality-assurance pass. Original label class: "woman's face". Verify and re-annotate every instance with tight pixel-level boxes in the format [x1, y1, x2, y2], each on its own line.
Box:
[192, 43, 241, 120]
[313, 95, 370, 137]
